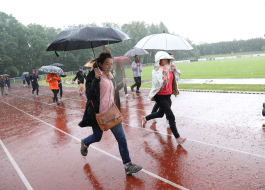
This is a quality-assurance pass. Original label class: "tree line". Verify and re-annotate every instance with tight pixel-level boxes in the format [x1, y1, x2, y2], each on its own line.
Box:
[0, 11, 265, 77]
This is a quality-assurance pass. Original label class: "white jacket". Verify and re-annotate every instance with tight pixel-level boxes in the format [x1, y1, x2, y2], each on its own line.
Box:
[148, 64, 180, 100]
[148, 69, 164, 100]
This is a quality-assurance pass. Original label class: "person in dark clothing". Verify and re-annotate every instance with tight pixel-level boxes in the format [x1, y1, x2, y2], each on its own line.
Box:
[25, 74, 31, 87]
[78, 52, 142, 175]
[58, 76, 63, 99]
[72, 67, 86, 96]
[115, 62, 128, 97]
[21, 74, 26, 87]
[30, 70, 39, 96]
[0, 76, 5, 96]
[5, 76, 10, 89]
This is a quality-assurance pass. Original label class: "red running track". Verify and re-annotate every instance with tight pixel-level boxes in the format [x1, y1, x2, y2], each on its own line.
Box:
[1, 85, 265, 190]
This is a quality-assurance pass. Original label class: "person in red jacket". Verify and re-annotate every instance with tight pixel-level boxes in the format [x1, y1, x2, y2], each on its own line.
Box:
[46, 73, 60, 105]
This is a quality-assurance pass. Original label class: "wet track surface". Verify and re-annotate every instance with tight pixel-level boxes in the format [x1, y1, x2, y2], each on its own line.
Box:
[1, 85, 265, 190]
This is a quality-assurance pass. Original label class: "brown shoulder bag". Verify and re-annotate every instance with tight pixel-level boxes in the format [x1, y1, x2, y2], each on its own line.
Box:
[95, 103, 123, 131]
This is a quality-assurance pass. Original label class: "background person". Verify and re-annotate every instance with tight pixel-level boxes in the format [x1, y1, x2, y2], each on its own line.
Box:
[21, 74, 26, 87]
[46, 73, 60, 105]
[0, 76, 5, 96]
[58, 75, 64, 99]
[130, 55, 142, 93]
[72, 67, 86, 96]
[30, 70, 39, 96]
[115, 61, 129, 97]
[25, 74, 31, 87]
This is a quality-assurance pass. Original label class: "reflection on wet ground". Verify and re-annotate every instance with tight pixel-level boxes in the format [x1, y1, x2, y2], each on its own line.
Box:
[1, 85, 265, 189]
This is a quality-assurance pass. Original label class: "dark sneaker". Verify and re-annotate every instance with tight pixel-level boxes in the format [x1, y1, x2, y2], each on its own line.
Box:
[125, 163, 142, 175]
[130, 86, 134, 92]
[136, 90, 140, 93]
[80, 139, 88, 156]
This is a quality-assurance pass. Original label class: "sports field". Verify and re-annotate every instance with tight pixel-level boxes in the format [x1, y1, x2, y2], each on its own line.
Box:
[38, 56, 265, 92]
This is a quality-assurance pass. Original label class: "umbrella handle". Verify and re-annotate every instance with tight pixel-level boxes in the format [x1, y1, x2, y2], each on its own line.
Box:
[91, 42, 95, 58]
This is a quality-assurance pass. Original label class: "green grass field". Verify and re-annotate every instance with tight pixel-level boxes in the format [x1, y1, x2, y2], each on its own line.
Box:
[199, 50, 265, 58]
[39, 56, 265, 92]
[125, 56, 265, 79]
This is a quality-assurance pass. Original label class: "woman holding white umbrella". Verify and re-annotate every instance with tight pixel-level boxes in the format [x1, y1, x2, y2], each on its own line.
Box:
[142, 51, 186, 145]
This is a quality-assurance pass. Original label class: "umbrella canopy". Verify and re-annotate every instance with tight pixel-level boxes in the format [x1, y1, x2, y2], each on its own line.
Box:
[47, 26, 130, 52]
[50, 63, 64, 67]
[135, 33, 193, 51]
[22, 72, 29, 75]
[113, 56, 131, 63]
[2, 74, 9, 76]
[124, 48, 149, 57]
[39, 65, 63, 75]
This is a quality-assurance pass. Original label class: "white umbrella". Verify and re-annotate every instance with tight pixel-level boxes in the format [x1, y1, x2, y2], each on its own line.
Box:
[135, 33, 193, 51]
[39, 65, 63, 75]
[124, 48, 149, 57]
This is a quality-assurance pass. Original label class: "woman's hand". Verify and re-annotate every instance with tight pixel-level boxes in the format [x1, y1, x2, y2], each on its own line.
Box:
[94, 68, 102, 79]
[171, 65, 177, 72]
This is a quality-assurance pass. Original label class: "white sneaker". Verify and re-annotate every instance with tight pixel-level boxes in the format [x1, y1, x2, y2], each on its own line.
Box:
[152, 119, 157, 123]
[125, 94, 129, 97]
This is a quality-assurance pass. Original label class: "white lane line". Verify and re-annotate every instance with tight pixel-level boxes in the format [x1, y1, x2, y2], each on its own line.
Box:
[2, 101, 189, 190]
[8, 93, 265, 160]
[0, 139, 34, 190]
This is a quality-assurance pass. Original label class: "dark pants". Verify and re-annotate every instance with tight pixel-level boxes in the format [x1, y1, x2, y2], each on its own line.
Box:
[124, 83, 128, 94]
[83, 123, 131, 164]
[32, 84, 39, 95]
[151, 102, 159, 113]
[151, 102, 170, 121]
[52, 89, 59, 102]
[131, 77, 141, 91]
[0, 87, 4, 96]
[59, 83, 63, 98]
[146, 95, 180, 138]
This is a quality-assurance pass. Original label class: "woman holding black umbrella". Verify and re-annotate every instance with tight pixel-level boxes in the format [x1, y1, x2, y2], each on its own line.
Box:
[79, 51, 142, 175]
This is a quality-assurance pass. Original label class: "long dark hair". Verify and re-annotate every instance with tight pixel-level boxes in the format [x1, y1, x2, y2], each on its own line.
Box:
[93, 52, 112, 70]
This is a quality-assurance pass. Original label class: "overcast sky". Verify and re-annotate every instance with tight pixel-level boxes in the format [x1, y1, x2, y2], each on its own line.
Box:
[1, 0, 264, 44]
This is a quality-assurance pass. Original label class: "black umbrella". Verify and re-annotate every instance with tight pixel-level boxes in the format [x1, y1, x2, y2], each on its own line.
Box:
[46, 26, 130, 56]
[50, 63, 64, 67]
